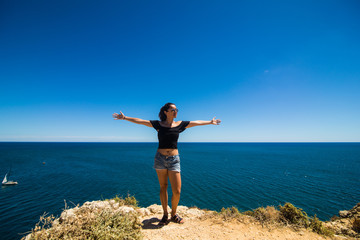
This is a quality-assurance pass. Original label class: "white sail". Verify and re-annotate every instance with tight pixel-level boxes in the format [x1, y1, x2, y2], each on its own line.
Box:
[2, 173, 7, 184]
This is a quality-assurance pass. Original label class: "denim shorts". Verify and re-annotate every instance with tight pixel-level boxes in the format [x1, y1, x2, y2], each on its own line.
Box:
[154, 152, 181, 172]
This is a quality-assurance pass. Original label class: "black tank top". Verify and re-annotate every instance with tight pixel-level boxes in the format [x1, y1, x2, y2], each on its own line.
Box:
[150, 120, 190, 149]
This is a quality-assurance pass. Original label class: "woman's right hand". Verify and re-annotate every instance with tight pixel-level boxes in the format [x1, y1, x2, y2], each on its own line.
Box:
[112, 111, 125, 120]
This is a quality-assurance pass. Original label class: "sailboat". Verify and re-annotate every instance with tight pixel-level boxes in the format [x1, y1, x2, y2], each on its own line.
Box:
[2, 168, 18, 186]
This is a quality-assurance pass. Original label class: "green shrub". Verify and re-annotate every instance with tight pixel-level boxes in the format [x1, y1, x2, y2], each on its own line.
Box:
[253, 207, 267, 223]
[309, 215, 333, 236]
[124, 195, 138, 207]
[112, 195, 124, 203]
[111, 194, 138, 207]
[279, 203, 309, 227]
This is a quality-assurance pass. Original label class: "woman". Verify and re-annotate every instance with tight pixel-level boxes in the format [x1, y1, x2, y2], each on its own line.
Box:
[112, 103, 221, 225]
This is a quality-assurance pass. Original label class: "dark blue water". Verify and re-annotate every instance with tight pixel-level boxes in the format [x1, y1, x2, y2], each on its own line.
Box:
[0, 142, 359, 240]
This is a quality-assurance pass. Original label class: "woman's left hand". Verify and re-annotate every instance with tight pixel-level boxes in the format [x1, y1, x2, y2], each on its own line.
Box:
[211, 117, 221, 125]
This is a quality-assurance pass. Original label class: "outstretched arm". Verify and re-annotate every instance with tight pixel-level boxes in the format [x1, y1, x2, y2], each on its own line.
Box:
[186, 117, 221, 128]
[112, 111, 152, 127]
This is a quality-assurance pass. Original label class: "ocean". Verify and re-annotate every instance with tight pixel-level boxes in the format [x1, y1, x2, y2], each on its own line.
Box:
[0, 142, 359, 240]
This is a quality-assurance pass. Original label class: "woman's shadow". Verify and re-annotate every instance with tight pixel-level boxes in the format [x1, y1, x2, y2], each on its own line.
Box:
[142, 217, 167, 229]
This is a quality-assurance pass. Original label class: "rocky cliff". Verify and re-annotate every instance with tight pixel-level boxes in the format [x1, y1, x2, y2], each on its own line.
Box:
[23, 199, 360, 240]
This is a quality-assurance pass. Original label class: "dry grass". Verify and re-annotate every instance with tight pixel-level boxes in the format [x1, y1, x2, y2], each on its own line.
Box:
[25, 210, 142, 240]
[219, 203, 334, 237]
[218, 206, 242, 221]
[253, 206, 281, 227]
[22, 196, 142, 240]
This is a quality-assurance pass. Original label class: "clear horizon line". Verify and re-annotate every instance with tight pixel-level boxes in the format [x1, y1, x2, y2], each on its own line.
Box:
[0, 141, 359, 143]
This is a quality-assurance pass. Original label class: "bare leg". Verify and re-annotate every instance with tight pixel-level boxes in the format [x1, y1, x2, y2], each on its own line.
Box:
[168, 170, 183, 221]
[156, 169, 169, 216]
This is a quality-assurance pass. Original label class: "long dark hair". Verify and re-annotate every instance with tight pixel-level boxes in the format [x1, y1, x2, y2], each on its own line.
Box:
[159, 102, 175, 121]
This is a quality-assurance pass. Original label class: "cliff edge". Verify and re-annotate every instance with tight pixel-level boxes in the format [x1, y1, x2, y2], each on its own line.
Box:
[22, 198, 360, 240]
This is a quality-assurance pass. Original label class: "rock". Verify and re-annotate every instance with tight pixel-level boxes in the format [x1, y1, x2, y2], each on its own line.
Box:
[59, 208, 77, 223]
[117, 206, 135, 214]
[147, 204, 170, 214]
[82, 201, 95, 208]
[176, 206, 189, 212]
[339, 210, 349, 218]
[185, 208, 205, 218]
[23, 235, 31, 240]
[326, 203, 360, 238]
[339, 219, 348, 224]
[137, 207, 151, 216]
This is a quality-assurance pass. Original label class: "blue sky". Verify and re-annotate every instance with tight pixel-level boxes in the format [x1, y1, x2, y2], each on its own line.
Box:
[0, 0, 359, 142]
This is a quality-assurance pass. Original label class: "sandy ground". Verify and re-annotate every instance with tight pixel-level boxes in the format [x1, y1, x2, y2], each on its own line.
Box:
[138, 205, 349, 240]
